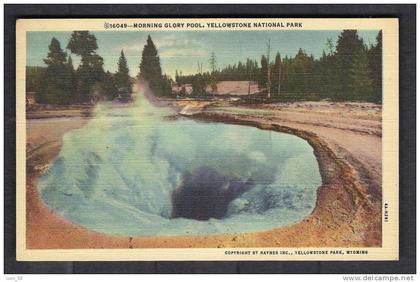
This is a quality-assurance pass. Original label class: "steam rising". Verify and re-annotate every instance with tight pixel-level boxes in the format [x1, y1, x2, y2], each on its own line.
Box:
[38, 90, 322, 236]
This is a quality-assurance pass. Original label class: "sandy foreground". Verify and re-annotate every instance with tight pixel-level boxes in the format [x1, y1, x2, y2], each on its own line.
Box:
[26, 96, 382, 248]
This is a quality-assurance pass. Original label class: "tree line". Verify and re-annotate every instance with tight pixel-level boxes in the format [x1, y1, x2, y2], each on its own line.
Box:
[175, 58, 260, 84]
[28, 33, 173, 104]
[26, 31, 133, 104]
[28, 30, 382, 104]
[174, 30, 382, 103]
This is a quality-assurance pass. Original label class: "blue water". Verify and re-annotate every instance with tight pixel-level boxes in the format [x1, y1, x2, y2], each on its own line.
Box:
[38, 95, 322, 236]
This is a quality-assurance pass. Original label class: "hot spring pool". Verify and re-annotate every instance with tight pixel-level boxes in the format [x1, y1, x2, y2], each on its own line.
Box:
[38, 97, 322, 236]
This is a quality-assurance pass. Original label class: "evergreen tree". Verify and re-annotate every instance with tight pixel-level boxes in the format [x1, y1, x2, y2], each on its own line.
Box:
[99, 71, 118, 100]
[191, 74, 207, 97]
[175, 69, 180, 85]
[314, 50, 340, 100]
[76, 54, 105, 102]
[335, 30, 365, 99]
[199, 58, 260, 82]
[325, 37, 335, 55]
[162, 74, 173, 98]
[43, 37, 67, 66]
[368, 30, 382, 103]
[280, 49, 314, 100]
[38, 38, 72, 104]
[26, 66, 45, 95]
[67, 31, 98, 57]
[281, 55, 289, 87]
[272, 52, 282, 99]
[67, 31, 104, 102]
[349, 49, 374, 101]
[260, 55, 268, 90]
[209, 51, 217, 73]
[139, 35, 169, 96]
[115, 50, 132, 99]
[208, 52, 218, 95]
[63, 55, 77, 104]
[66, 55, 74, 72]
[173, 29, 380, 104]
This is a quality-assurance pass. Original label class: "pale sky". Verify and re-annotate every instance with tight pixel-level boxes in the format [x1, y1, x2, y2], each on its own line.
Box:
[27, 30, 379, 78]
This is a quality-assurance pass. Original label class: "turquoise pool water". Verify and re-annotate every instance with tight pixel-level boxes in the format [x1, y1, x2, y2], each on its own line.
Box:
[38, 95, 322, 236]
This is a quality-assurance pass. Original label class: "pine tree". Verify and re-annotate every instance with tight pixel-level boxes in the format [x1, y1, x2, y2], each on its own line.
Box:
[76, 54, 105, 102]
[315, 50, 340, 100]
[325, 37, 335, 55]
[43, 38, 67, 66]
[311, 38, 342, 101]
[38, 38, 71, 104]
[67, 31, 104, 102]
[260, 55, 268, 90]
[100, 71, 118, 100]
[349, 49, 374, 101]
[272, 52, 281, 99]
[66, 55, 74, 71]
[139, 35, 168, 96]
[335, 30, 365, 99]
[175, 69, 179, 85]
[172, 29, 379, 103]
[208, 52, 218, 95]
[115, 50, 132, 99]
[209, 51, 217, 73]
[368, 31, 382, 103]
[265, 39, 272, 99]
[191, 74, 207, 97]
[281, 55, 289, 88]
[26, 66, 45, 95]
[63, 55, 77, 104]
[67, 31, 98, 57]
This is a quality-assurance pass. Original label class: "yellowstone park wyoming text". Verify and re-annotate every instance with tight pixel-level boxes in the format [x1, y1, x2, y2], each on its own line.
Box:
[16, 18, 399, 261]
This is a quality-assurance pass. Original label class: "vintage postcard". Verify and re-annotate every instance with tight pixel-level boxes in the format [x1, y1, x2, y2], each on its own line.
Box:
[16, 18, 398, 261]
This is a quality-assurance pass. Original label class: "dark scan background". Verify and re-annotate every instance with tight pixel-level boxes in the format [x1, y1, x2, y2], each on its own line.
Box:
[4, 4, 416, 274]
